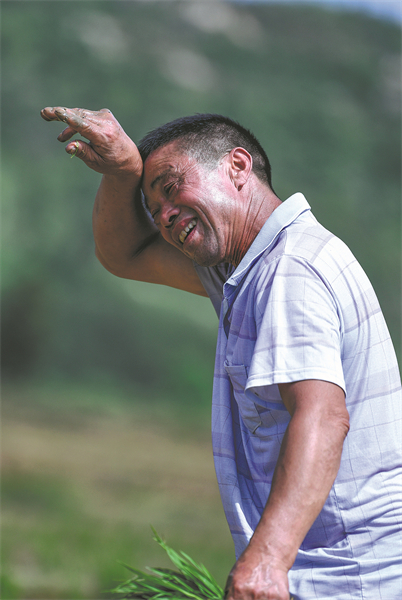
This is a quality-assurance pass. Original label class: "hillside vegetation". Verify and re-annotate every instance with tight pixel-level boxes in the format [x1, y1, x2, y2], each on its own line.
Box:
[2, 1, 400, 394]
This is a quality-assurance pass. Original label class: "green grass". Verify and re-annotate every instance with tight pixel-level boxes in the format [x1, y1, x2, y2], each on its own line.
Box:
[1, 383, 234, 599]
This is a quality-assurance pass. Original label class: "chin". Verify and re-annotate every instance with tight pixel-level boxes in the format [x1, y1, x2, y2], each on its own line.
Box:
[193, 253, 224, 268]
[189, 239, 226, 267]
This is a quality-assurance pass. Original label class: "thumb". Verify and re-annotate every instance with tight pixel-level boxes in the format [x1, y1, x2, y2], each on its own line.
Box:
[65, 139, 97, 164]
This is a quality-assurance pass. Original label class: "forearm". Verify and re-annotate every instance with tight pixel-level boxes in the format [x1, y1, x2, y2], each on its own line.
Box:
[225, 382, 349, 600]
[249, 403, 348, 570]
[92, 172, 157, 276]
[41, 106, 159, 278]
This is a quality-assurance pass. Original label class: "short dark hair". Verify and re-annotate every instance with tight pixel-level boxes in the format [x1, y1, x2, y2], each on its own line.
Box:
[138, 114, 274, 189]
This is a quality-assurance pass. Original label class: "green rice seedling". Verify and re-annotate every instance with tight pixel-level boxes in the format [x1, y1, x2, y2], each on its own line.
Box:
[111, 528, 224, 599]
[111, 528, 295, 600]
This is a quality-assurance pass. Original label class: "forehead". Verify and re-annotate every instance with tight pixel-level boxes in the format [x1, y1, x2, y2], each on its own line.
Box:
[143, 141, 192, 189]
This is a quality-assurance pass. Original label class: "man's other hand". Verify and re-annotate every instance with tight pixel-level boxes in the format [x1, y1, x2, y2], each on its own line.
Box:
[40, 106, 142, 178]
[224, 547, 291, 600]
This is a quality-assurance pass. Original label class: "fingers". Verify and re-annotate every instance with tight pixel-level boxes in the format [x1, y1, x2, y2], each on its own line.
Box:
[40, 106, 112, 138]
[64, 139, 109, 176]
[41, 105, 141, 176]
[41, 106, 111, 124]
[41, 106, 79, 123]
[65, 140, 93, 162]
[57, 126, 77, 143]
[40, 106, 70, 122]
[48, 107, 87, 131]
[56, 108, 86, 129]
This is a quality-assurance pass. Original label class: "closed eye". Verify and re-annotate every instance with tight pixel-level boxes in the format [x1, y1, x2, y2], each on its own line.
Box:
[164, 181, 177, 195]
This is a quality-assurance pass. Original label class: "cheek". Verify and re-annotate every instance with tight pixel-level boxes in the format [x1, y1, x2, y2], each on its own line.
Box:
[160, 228, 178, 247]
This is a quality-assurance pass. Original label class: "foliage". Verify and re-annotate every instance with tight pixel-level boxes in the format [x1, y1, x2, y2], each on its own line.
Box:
[112, 530, 224, 600]
[1, 1, 401, 398]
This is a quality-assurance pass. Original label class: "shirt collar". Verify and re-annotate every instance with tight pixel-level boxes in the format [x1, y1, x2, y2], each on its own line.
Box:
[225, 193, 311, 290]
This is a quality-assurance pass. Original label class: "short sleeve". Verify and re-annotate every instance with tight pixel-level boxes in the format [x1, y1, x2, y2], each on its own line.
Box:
[246, 255, 346, 395]
[193, 262, 232, 317]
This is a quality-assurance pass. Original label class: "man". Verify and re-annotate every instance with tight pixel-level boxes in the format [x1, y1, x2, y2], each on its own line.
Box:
[41, 106, 402, 600]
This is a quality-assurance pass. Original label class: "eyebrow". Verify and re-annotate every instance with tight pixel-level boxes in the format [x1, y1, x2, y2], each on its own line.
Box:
[142, 169, 170, 212]
[150, 168, 175, 190]
[141, 173, 169, 212]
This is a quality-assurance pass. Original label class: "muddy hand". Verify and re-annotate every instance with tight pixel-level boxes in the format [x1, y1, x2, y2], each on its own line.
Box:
[224, 550, 291, 600]
[40, 106, 142, 178]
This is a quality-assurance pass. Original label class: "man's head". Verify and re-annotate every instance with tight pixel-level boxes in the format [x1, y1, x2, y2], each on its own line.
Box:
[139, 114, 280, 268]
[138, 113, 274, 190]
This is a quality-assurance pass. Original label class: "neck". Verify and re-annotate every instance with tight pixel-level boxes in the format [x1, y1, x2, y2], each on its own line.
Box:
[229, 185, 281, 267]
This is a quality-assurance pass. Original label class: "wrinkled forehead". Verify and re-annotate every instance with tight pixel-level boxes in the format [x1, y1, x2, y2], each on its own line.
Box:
[141, 141, 199, 208]
[143, 142, 186, 184]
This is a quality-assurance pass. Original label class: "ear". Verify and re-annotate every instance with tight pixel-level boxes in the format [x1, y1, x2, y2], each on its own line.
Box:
[227, 147, 253, 191]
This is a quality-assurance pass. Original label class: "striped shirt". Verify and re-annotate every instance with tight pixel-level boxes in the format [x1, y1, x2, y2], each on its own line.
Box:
[195, 193, 402, 600]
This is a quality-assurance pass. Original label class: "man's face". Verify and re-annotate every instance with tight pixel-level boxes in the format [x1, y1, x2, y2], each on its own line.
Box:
[142, 142, 236, 267]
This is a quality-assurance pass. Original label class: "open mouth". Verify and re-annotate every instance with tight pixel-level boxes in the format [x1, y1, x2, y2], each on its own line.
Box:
[178, 219, 197, 245]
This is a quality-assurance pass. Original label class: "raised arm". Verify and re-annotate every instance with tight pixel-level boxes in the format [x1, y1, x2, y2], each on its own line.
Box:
[40, 106, 207, 295]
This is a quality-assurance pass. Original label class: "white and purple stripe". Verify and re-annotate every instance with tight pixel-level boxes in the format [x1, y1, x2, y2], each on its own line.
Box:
[195, 193, 402, 599]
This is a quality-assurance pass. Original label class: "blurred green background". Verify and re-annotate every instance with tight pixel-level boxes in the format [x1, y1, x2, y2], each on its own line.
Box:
[1, 1, 401, 598]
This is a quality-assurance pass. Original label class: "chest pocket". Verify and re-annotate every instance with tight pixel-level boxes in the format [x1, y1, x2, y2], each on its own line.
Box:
[224, 362, 262, 434]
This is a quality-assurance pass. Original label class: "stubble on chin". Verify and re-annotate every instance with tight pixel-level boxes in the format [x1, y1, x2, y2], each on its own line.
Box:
[183, 227, 226, 267]
[191, 248, 225, 268]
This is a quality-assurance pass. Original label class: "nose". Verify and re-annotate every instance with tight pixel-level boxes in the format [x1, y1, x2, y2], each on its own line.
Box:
[159, 201, 179, 229]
